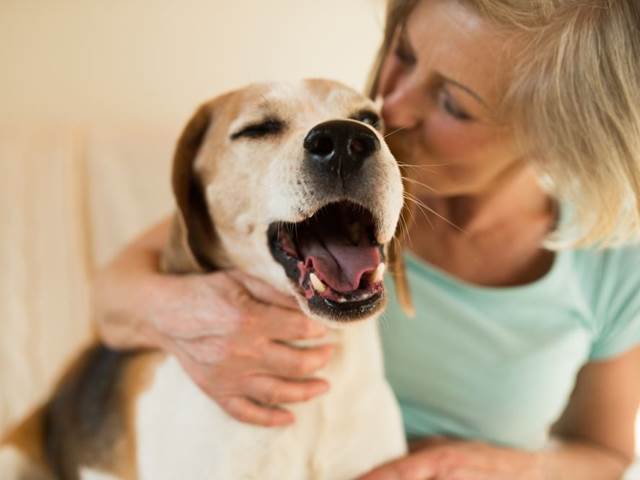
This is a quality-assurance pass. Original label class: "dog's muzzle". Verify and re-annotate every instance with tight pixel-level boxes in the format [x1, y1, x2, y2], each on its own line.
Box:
[267, 121, 393, 322]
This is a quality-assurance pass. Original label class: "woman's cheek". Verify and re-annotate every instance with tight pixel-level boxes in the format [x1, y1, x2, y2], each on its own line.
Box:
[426, 114, 492, 160]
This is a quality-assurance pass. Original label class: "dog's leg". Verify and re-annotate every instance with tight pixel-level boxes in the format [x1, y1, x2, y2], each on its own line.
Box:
[0, 446, 52, 480]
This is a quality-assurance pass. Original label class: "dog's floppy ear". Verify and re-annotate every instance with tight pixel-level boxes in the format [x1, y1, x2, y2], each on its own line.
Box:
[388, 165, 416, 317]
[161, 102, 219, 274]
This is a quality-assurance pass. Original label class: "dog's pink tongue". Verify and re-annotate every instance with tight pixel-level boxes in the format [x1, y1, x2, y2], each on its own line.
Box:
[298, 231, 380, 293]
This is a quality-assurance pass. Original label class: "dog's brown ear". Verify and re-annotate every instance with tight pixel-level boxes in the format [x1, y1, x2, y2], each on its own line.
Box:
[388, 165, 415, 317]
[161, 103, 219, 274]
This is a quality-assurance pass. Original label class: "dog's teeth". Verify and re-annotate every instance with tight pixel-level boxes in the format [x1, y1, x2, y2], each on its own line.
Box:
[336, 296, 347, 303]
[309, 273, 327, 293]
[372, 262, 386, 284]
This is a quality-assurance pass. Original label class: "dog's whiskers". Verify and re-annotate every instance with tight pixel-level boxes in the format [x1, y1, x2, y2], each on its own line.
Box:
[397, 209, 411, 242]
[403, 193, 434, 231]
[403, 192, 464, 233]
[401, 176, 439, 194]
[396, 162, 450, 169]
[383, 126, 408, 139]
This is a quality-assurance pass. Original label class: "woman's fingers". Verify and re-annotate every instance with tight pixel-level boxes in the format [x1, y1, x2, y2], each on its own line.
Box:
[151, 269, 335, 426]
[244, 375, 330, 406]
[357, 452, 437, 480]
[255, 302, 328, 341]
[173, 350, 295, 427]
[226, 270, 328, 341]
[227, 270, 300, 310]
[218, 396, 295, 427]
[261, 341, 334, 378]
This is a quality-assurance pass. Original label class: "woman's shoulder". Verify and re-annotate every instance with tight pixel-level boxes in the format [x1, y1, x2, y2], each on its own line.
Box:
[569, 243, 640, 360]
[569, 242, 640, 308]
[571, 242, 640, 281]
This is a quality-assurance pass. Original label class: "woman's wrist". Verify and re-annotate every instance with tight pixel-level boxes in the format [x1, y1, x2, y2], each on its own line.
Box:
[539, 437, 630, 480]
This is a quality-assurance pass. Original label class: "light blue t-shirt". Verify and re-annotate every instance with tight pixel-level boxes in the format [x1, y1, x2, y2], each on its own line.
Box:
[381, 243, 640, 451]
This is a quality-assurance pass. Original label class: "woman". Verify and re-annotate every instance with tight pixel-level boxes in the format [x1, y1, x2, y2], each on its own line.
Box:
[94, 1, 640, 478]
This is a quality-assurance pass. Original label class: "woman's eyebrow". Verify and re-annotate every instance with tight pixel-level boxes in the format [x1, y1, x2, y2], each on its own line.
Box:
[398, 26, 414, 52]
[398, 24, 408, 42]
[399, 25, 488, 109]
[440, 74, 489, 109]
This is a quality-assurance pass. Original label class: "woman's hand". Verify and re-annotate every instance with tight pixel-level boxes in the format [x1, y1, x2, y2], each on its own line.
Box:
[357, 437, 543, 480]
[94, 219, 334, 427]
[148, 269, 334, 427]
[359, 345, 640, 480]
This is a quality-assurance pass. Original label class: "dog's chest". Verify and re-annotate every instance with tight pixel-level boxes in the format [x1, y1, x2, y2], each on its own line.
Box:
[133, 323, 406, 480]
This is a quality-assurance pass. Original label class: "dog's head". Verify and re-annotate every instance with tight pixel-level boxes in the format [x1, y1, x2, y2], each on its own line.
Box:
[162, 79, 414, 325]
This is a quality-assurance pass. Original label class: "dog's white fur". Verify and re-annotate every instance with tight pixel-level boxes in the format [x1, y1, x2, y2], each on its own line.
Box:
[136, 326, 404, 479]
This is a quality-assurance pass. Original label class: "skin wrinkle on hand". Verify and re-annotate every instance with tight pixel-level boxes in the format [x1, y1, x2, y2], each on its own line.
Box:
[176, 336, 229, 366]
[148, 278, 245, 340]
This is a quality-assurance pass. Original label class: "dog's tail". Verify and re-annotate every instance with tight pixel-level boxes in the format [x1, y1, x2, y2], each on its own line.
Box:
[0, 407, 53, 480]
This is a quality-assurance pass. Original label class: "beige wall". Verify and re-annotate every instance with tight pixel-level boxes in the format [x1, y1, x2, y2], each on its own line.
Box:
[1, 0, 385, 130]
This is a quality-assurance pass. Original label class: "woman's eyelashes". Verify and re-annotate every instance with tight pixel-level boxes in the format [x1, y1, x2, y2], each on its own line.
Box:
[437, 88, 473, 122]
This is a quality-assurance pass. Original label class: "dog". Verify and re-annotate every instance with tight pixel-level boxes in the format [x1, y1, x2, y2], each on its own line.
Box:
[0, 79, 415, 479]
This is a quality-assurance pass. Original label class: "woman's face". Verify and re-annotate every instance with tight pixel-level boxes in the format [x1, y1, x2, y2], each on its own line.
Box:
[378, 0, 522, 196]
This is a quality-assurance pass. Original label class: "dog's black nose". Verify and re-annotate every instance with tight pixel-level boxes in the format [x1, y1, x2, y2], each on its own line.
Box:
[303, 120, 380, 180]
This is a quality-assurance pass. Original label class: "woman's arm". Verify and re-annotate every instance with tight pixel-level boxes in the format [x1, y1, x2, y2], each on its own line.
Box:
[93, 217, 335, 426]
[358, 346, 640, 480]
[93, 218, 172, 349]
[546, 345, 640, 479]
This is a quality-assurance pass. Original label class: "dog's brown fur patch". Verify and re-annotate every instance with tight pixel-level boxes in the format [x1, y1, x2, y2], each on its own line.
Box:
[2, 407, 50, 473]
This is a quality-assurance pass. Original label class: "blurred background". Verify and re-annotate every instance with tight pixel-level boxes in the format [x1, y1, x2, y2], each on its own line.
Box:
[0, 0, 385, 432]
[1, 0, 384, 128]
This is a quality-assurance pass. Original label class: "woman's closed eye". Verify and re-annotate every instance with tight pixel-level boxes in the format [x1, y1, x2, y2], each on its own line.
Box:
[437, 88, 473, 122]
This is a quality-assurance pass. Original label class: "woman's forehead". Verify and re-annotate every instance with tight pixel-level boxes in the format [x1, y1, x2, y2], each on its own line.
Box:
[404, 0, 515, 107]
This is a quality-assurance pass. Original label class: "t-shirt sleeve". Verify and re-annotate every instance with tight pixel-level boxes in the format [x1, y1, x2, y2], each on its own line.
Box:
[589, 246, 640, 361]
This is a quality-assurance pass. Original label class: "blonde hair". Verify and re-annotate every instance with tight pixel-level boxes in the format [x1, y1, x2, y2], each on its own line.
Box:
[368, 0, 640, 248]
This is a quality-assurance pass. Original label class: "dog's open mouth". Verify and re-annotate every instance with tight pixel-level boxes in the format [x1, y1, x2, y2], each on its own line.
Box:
[268, 201, 385, 321]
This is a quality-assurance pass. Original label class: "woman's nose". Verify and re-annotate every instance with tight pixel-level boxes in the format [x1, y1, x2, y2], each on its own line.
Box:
[381, 82, 423, 130]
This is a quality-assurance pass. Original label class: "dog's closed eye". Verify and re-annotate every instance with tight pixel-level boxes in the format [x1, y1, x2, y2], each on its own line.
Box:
[351, 110, 382, 131]
[231, 118, 285, 140]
